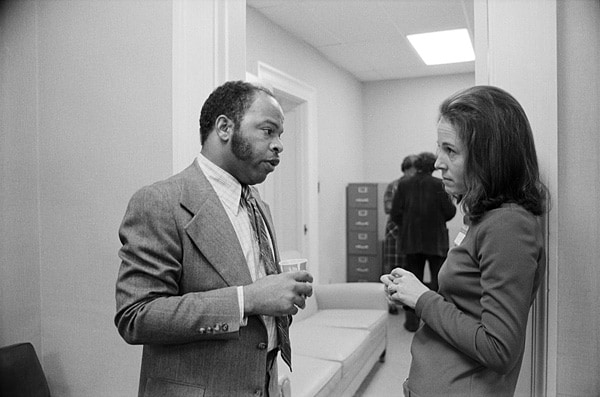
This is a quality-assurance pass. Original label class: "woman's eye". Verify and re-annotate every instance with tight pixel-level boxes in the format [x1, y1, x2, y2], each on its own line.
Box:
[438, 146, 451, 155]
[444, 145, 457, 155]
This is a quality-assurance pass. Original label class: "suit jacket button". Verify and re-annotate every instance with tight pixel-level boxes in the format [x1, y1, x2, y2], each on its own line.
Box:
[257, 342, 267, 350]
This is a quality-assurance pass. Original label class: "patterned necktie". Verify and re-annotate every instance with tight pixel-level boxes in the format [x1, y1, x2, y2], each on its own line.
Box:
[241, 185, 292, 370]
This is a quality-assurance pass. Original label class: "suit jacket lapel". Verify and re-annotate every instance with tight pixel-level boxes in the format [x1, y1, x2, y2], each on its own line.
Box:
[179, 161, 253, 286]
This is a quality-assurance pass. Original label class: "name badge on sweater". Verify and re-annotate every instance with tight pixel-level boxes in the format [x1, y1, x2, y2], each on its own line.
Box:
[454, 225, 469, 246]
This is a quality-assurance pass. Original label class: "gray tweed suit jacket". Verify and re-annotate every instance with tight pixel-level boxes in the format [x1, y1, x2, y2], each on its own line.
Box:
[115, 160, 283, 397]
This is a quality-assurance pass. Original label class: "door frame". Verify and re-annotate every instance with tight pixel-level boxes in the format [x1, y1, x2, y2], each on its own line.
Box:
[252, 62, 320, 283]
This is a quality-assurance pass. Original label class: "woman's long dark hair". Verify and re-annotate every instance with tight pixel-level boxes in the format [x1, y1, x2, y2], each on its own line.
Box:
[439, 85, 548, 223]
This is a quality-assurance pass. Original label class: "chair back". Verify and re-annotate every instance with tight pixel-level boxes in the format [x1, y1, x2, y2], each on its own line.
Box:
[0, 342, 51, 397]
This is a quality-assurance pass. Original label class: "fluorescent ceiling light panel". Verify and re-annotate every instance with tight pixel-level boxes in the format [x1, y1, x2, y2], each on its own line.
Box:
[407, 28, 475, 65]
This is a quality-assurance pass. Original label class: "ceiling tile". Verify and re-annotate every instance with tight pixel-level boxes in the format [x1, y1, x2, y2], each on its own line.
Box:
[253, 2, 341, 47]
[320, 43, 375, 73]
[381, 0, 471, 34]
[302, 1, 400, 44]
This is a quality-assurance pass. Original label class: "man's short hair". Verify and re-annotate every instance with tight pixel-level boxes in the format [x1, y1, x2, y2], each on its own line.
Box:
[199, 81, 274, 144]
[415, 152, 436, 174]
[401, 155, 418, 172]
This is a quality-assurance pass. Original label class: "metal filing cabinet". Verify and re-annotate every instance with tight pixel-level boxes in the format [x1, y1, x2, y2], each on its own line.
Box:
[346, 183, 387, 282]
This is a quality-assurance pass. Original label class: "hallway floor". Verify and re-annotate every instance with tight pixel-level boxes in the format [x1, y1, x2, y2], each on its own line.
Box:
[354, 309, 414, 396]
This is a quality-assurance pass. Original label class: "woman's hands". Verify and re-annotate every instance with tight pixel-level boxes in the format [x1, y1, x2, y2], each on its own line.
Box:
[380, 268, 430, 309]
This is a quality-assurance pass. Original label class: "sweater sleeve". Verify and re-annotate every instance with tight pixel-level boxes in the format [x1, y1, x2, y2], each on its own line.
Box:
[415, 209, 541, 373]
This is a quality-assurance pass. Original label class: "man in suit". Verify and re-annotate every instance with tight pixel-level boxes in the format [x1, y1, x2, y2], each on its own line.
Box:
[115, 81, 313, 397]
[390, 151, 456, 331]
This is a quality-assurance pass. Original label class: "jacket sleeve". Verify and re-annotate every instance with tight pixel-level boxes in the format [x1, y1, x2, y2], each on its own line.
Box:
[415, 210, 542, 374]
[383, 181, 395, 214]
[115, 184, 242, 345]
[390, 184, 403, 226]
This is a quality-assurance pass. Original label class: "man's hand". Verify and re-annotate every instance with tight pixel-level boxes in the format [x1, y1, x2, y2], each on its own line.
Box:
[244, 271, 313, 316]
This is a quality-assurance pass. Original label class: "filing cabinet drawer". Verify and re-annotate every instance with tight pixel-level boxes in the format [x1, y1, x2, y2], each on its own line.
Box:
[347, 231, 377, 255]
[347, 184, 377, 208]
[347, 208, 377, 231]
[346, 183, 386, 282]
[347, 255, 381, 282]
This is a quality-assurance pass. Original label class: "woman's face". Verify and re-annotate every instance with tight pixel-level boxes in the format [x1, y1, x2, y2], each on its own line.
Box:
[435, 118, 466, 195]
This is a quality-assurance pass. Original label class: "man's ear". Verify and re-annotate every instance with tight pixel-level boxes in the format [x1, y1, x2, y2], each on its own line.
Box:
[215, 115, 234, 141]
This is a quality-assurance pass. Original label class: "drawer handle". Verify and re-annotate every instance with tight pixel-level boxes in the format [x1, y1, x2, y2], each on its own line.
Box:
[358, 187, 369, 193]
[356, 267, 370, 273]
[355, 244, 369, 249]
[355, 221, 369, 226]
[358, 257, 368, 263]
[355, 198, 369, 203]
[358, 210, 368, 216]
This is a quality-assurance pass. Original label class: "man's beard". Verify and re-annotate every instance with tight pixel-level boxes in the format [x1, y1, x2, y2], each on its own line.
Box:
[231, 128, 253, 161]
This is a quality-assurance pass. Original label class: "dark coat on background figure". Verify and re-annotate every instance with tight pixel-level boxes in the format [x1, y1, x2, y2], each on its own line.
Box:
[391, 173, 456, 257]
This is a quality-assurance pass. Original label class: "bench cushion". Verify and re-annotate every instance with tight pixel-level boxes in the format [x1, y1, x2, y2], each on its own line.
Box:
[278, 354, 342, 397]
[297, 309, 387, 332]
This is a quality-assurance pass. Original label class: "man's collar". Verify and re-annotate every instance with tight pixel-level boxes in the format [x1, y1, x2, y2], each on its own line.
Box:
[197, 153, 243, 214]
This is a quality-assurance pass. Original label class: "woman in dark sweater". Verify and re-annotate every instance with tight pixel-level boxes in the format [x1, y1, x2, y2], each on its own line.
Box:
[382, 86, 548, 397]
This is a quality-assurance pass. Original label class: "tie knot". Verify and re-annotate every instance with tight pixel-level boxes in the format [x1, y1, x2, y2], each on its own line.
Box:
[241, 185, 253, 204]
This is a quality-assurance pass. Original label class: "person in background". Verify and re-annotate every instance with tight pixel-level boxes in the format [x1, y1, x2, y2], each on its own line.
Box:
[115, 81, 313, 397]
[382, 85, 548, 396]
[390, 151, 456, 330]
[382, 155, 417, 314]
[383, 154, 418, 273]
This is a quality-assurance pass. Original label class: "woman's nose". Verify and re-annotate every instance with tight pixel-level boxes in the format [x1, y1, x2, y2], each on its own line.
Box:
[434, 156, 445, 170]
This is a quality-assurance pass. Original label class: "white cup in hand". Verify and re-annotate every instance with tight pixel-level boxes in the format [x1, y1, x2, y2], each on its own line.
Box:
[279, 258, 307, 273]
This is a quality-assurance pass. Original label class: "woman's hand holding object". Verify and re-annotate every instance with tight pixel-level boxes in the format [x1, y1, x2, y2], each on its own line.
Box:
[380, 268, 430, 309]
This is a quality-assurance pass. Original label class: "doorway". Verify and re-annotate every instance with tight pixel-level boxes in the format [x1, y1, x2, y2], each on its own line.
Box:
[248, 63, 320, 282]
[267, 97, 303, 259]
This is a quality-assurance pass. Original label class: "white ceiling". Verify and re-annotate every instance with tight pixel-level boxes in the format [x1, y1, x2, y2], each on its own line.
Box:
[247, 0, 475, 82]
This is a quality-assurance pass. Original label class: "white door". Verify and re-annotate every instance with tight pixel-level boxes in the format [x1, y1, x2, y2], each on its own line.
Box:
[249, 63, 319, 281]
[266, 101, 305, 261]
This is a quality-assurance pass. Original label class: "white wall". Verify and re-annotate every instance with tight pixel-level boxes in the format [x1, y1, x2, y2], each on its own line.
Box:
[556, 0, 600, 394]
[247, 8, 365, 284]
[362, 74, 474, 183]
[0, 0, 43, 354]
[1, 1, 174, 395]
[38, 2, 175, 395]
